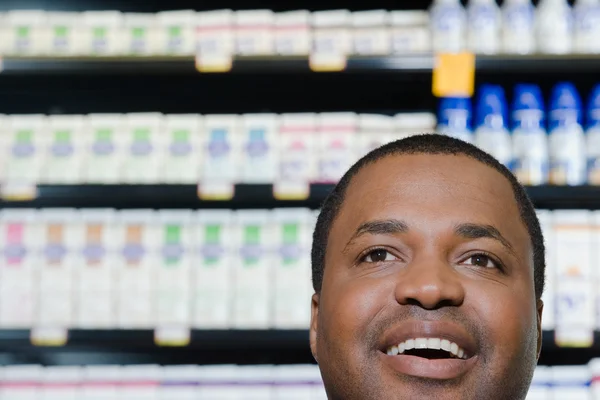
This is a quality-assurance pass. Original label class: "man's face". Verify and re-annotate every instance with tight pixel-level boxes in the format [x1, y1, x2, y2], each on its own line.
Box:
[310, 154, 543, 400]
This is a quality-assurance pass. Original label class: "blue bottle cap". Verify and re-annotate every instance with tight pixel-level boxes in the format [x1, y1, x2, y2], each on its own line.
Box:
[475, 84, 508, 130]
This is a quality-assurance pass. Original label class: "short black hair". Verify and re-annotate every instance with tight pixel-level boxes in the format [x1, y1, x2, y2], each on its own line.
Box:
[311, 134, 545, 299]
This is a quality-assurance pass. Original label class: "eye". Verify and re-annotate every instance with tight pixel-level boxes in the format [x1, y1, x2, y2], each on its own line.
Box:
[362, 249, 397, 263]
[461, 254, 499, 269]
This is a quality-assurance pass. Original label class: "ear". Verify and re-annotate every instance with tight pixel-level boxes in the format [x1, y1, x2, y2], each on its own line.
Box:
[536, 299, 544, 360]
[310, 293, 320, 363]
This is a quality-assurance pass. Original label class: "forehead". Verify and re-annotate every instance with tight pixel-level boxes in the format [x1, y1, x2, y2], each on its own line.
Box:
[332, 153, 530, 247]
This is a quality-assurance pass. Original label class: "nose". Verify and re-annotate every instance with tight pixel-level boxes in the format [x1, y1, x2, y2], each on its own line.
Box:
[394, 254, 466, 310]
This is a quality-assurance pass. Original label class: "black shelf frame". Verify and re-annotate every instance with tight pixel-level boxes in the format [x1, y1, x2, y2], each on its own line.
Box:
[0, 184, 599, 210]
[2, 54, 600, 75]
[0, 329, 591, 366]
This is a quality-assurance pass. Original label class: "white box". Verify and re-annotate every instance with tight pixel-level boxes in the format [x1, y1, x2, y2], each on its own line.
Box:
[83, 114, 126, 184]
[0, 10, 46, 55]
[393, 112, 437, 141]
[1, 365, 41, 400]
[4, 114, 47, 184]
[156, 210, 193, 326]
[273, 365, 322, 400]
[275, 10, 311, 55]
[197, 365, 238, 398]
[41, 115, 86, 184]
[193, 210, 234, 329]
[42, 12, 81, 56]
[81, 365, 121, 400]
[40, 366, 81, 400]
[159, 365, 200, 400]
[278, 113, 318, 183]
[551, 366, 591, 399]
[233, 210, 274, 329]
[76, 11, 124, 55]
[273, 208, 313, 329]
[240, 114, 279, 183]
[351, 10, 391, 55]
[157, 10, 196, 55]
[0, 209, 38, 328]
[195, 10, 235, 56]
[161, 114, 202, 184]
[123, 113, 164, 183]
[527, 366, 551, 400]
[311, 10, 352, 56]
[37, 209, 78, 328]
[317, 112, 358, 183]
[390, 11, 431, 54]
[75, 209, 117, 328]
[357, 114, 394, 159]
[537, 210, 555, 331]
[235, 10, 275, 55]
[121, 365, 160, 400]
[116, 210, 159, 328]
[235, 366, 273, 399]
[201, 114, 240, 183]
[123, 13, 158, 55]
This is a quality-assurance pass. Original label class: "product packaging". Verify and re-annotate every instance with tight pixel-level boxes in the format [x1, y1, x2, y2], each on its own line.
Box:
[235, 10, 275, 55]
[390, 11, 431, 54]
[474, 84, 513, 168]
[123, 113, 164, 184]
[161, 114, 202, 184]
[83, 114, 126, 184]
[502, 0, 536, 54]
[437, 97, 473, 143]
[316, 112, 358, 183]
[274, 10, 311, 55]
[240, 113, 280, 183]
[357, 114, 394, 158]
[351, 10, 391, 55]
[1, 10, 46, 55]
[5, 114, 47, 184]
[77, 11, 124, 55]
[429, 0, 467, 52]
[156, 10, 196, 55]
[123, 13, 158, 55]
[42, 115, 85, 184]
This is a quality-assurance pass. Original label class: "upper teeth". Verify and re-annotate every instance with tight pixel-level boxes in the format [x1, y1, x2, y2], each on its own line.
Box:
[386, 338, 468, 360]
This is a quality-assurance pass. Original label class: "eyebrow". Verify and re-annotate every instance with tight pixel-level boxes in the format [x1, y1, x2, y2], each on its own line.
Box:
[343, 219, 409, 253]
[454, 223, 516, 256]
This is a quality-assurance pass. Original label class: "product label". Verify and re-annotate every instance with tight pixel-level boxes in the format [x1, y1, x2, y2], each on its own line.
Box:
[122, 225, 145, 264]
[549, 128, 586, 185]
[503, 4, 535, 53]
[130, 128, 153, 156]
[280, 223, 301, 264]
[587, 126, 600, 184]
[431, 5, 465, 52]
[246, 128, 269, 158]
[170, 129, 192, 156]
[319, 135, 352, 182]
[167, 26, 184, 52]
[45, 224, 67, 263]
[281, 137, 311, 181]
[53, 25, 69, 51]
[92, 26, 108, 53]
[15, 26, 31, 52]
[207, 128, 231, 158]
[512, 110, 548, 185]
[475, 128, 512, 167]
[468, 4, 499, 53]
[162, 225, 184, 264]
[12, 130, 35, 158]
[83, 224, 106, 264]
[241, 225, 262, 266]
[5, 224, 26, 264]
[51, 130, 74, 157]
[130, 27, 147, 53]
[201, 225, 225, 264]
[92, 129, 115, 156]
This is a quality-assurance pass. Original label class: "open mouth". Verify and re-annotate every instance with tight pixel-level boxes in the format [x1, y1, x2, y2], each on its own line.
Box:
[385, 338, 469, 360]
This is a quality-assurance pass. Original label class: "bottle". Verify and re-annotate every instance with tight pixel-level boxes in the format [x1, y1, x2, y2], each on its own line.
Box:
[437, 97, 473, 144]
[429, 0, 466, 53]
[501, 0, 536, 54]
[574, 0, 600, 54]
[548, 83, 586, 186]
[474, 85, 513, 168]
[536, 0, 573, 54]
[586, 85, 600, 184]
[511, 84, 549, 185]
[467, 0, 500, 54]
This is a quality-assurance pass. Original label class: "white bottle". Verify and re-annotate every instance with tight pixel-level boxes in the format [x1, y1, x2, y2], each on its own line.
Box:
[536, 0, 573, 54]
[586, 85, 600, 184]
[574, 0, 600, 54]
[429, 0, 466, 53]
[467, 0, 501, 54]
[474, 85, 513, 167]
[501, 0, 536, 54]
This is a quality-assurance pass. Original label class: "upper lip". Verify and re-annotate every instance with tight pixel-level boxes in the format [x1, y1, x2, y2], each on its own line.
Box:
[378, 320, 478, 358]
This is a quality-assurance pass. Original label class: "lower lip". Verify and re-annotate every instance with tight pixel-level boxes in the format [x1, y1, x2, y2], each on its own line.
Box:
[380, 352, 477, 380]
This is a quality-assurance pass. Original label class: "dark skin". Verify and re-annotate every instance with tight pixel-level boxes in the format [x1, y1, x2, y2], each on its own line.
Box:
[310, 154, 543, 400]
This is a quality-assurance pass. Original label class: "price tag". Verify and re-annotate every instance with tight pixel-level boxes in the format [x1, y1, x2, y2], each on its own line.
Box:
[432, 52, 476, 98]
[154, 326, 191, 347]
[197, 182, 235, 201]
[195, 54, 233, 73]
[273, 181, 311, 200]
[1, 182, 38, 201]
[309, 53, 347, 72]
[30, 327, 68, 347]
[555, 327, 594, 348]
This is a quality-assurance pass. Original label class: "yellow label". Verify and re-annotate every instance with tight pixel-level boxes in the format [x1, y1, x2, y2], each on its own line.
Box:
[432, 52, 475, 98]
[154, 327, 191, 347]
[195, 54, 233, 73]
[309, 53, 347, 72]
[30, 327, 68, 347]
[273, 182, 310, 200]
[197, 183, 235, 201]
[1, 183, 38, 201]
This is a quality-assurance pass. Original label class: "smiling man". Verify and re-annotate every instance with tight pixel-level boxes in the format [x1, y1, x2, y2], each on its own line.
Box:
[309, 134, 544, 399]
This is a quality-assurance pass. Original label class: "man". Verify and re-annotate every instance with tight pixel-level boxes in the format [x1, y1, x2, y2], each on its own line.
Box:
[309, 134, 544, 399]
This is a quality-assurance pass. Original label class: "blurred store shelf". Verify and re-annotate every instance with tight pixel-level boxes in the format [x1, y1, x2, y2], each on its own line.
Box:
[0, 329, 593, 366]
[2, 54, 600, 75]
[0, 184, 599, 210]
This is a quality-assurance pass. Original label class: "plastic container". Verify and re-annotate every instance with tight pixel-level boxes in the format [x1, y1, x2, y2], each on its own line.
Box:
[390, 11, 431, 54]
[76, 11, 124, 55]
[511, 84, 549, 185]
[536, 0, 573, 54]
[156, 10, 196, 55]
[351, 10, 391, 55]
[502, 0, 536, 54]
[123, 113, 164, 184]
[574, 0, 600, 53]
[311, 10, 352, 56]
[42, 115, 85, 184]
[474, 85, 513, 167]
[429, 0, 466, 52]
[317, 112, 358, 183]
[83, 114, 126, 184]
[235, 10, 275, 55]
[201, 114, 240, 183]
[467, 0, 501, 54]
[437, 97, 473, 143]
[587, 85, 600, 184]
[357, 114, 394, 158]
[195, 10, 234, 56]
[43, 12, 81, 55]
[0, 10, 46, 55]
[123, 13, 158, 55]
[274, 10, 311, 55]
[161, 114, 202, 184]
[548, 83, 586, 185]
[5, 115, 47, 184]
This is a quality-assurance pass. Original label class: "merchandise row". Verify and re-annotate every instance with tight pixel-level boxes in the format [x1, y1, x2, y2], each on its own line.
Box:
[0, 112, 437, 185]
[0, 364, 327, 399]
[1, 0, 599, 57]
[529, 363, 600, 399]
[0, 208, 315, 330]
[440, 82, 600, 186]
